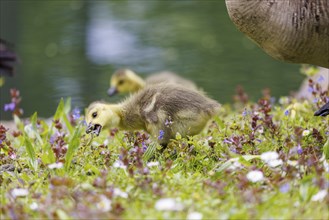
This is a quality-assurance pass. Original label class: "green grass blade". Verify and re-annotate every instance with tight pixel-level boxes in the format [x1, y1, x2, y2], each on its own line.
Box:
[24, 133, 38, 170]
[64, 97, 72, 115]
[53, 98, 74, 134]
[64, 124, 82, 171]
[63, 97, 73, 133]
[30, 112, 38, 125]
[214, 155, 260, 174]
[54, 98, 65, 120]
[13, 114, 24, 131]
[29, 112, 44, 146]
[62, 114, 74, 134]
[323, 138, 329, 159]
[40, 143, 56, 164]
[143, 142, 157, 162]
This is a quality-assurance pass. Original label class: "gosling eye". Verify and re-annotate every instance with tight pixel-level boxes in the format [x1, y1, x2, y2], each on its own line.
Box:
[92, 112, 98, 118]
[118, 79, 125, 86]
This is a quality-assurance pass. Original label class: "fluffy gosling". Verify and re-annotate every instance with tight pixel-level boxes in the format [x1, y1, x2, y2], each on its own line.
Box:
[87, 84, 220, 145]
[107, 68, 198, 96]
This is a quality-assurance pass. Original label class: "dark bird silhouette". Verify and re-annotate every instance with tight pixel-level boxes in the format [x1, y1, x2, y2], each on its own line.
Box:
[314, 102, 329, 117]
[0, 39, 18, 77]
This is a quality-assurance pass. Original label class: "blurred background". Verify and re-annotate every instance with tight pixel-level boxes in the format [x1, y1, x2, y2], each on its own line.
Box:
[0, 0, 303, 120]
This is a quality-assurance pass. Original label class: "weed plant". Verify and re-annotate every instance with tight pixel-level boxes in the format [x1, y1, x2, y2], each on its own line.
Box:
[1, 83, 328, 219]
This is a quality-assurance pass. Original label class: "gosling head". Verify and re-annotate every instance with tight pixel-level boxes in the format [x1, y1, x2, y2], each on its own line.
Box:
[85, 102, 120, 136]
[108, 69, 145, 96]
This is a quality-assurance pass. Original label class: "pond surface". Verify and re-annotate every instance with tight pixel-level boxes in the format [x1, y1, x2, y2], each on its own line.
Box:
[0, 0, 303, 120]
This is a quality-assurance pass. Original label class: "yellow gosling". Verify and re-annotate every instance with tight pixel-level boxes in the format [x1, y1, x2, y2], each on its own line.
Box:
[87, 84, 220, 145]
[107, 68, 198, 96]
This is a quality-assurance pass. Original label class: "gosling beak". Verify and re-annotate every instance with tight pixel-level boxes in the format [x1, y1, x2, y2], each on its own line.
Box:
[107, 87, 118, 96]
[86, 123, 102, 136]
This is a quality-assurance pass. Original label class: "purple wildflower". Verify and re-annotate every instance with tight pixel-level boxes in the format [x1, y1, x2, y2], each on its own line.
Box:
[230, 147, 237, 153]
[284, 110, 289, 116]
[308, 86, 314, 93]
[4, 102, 15, 112]
[158, 130, 164, 140]
[280, 183, 290, 193]
[297, 145, 303, 154]
[142, 142, 148, 152]
[256, 139, 262, 143]
[223, 139, 232, 144]
[165, 118, 173, 127]
[242, 109, 248, 116]
[49, 131, 60, 145]
[313, 98, 318, 103]
[49, 135, 56, 145]
[72, 107, 81, 121]
[317, 75, 324, 83]
[129, 148, 137, 154]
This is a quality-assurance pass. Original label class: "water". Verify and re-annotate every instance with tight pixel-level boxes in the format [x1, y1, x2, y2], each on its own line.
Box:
[0, 0, 303, 120]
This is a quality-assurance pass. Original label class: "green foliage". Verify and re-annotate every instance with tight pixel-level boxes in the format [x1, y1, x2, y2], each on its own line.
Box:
[323, 139, 329, 159]
[23, 133, 37, 171]
[53, 98, 65, 120]
[300, 65, 319, 77]
[1, 97, 328, 219]
[54, 98, 73, 134]
[64, 123, 82, 171]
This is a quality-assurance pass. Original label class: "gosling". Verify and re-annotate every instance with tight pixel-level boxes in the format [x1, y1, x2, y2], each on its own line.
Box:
[107, 68, 198, 96]
[87, 84, 220, 145]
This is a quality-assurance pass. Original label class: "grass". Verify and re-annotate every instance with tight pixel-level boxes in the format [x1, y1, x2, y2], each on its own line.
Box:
[1, 88, 328, 219]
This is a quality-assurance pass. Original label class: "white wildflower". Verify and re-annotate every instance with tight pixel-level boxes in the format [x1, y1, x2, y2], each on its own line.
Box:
[261, 151, 283, 167]
[97, 195, 112, 212]
[311, 190, 328, 202]
[48, 162, 63, 169]
[30, 202, 38, 210]
[267, 159, 283, 167]
[155, 198, 184, 211]
[228, 161, 243, 170]
[113, 160, 126, 169]
[113, 188, 128, 198]
[302, 129, 310, 137]
[103, 139, 109, 145]
[147, 161, 159, 167]
[11, 188, 29, 198]
[261, 151, 279, 163]
[187, 212, 203, 220]
[246, 170, 264, 183]
[287, 160, 298, 167]
[10, 153, 17, 159]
